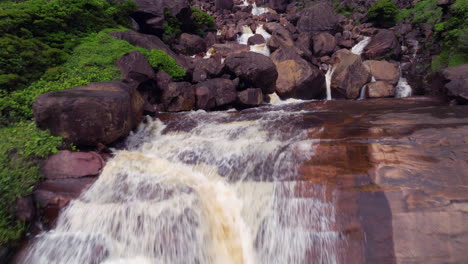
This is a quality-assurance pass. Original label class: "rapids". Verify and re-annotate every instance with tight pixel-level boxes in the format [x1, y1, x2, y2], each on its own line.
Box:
[22, 106, 343, 264]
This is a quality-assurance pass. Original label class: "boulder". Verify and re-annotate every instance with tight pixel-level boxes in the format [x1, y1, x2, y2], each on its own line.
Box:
[363, 60, 400, 85]
[365, 81, 395, 98]
[267, 23, 295, 51]
[248, 34, 266, 45]
[362, 30, 401, 60]
[295, 33, 313, 61]
[274, 58, 325, 99]
[115, 51, 155, 88]
[42, 151, 105, 179]
[178, 33, 207, 55]
[215, 0, 234, 10]
[34, 178, 97, 226]
[312, 32, 337, 57]
[192, 57, 225, 83]
[131, 0, 192, 35]
[331, 49, 371, 99]
[224, 52, 278, 94]
[441, 64, 468, 103]
[33, 82, 144, 146]
[161, 82, 196, 112]
[109, 30, 189, 71]
[297, 3, 338, 34]
[268, 0, 289, 13]
[237, 88, 263, 107]
[211, 43, 250, 57]
[195, 79, 237, 110]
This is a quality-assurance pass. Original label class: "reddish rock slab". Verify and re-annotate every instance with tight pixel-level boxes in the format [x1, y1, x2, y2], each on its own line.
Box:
[42, 150, 105, 179]
[34, 177, 97, 227]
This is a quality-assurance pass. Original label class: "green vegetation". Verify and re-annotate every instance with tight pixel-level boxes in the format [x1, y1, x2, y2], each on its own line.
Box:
[0, 0, 136, 92]
[432, 0, 468, 71]
[396, 0, 442, 25]
[191, 7, 215, 36]
[0, 122, 63, 246]
[367, 0, 398, 28]
[396, 0, 467, 71]
[1, 30, 186, 123]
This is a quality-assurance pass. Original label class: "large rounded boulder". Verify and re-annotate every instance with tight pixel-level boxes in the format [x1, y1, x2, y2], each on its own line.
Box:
[331, 49, 371, 99]
[195, 78, 237, 110]
[224, 52, 278, 94]
[362, 29, 401, 60]
[296, 2, 338, 34]
[33, 82, 144, 146]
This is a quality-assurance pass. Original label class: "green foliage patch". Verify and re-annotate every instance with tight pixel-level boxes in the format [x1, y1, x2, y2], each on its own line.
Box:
[191, 7, 215, 36]
[0, 0, 136, 92]
[164, 7, 215, 39]
[396, 0, 443, 25]
[0, 122, 63, 246]
[367, 0, 398, 28]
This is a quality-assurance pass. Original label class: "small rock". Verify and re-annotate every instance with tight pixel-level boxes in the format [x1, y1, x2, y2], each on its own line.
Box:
[365, 81, 395, 98]
[42, 150, 105, 179]
[237, 88, 263, 107]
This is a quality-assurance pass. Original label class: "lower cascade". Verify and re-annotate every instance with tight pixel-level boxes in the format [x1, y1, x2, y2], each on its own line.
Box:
[23, 107, 342, 264]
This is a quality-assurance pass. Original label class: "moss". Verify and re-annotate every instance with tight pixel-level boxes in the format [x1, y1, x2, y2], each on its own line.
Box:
[396, 0, 442, 25]
[145, 49, 185, 81]
[0, 122, 63, 246]
[367, 0, 398, 28]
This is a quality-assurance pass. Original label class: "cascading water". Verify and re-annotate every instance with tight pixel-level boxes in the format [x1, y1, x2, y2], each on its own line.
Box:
[237, 25, 271, 57]
[395, 66, 412, 98]
[22, 106, 344, 264]
[325, 66, 335, 100]
[351, 37, 371, 56]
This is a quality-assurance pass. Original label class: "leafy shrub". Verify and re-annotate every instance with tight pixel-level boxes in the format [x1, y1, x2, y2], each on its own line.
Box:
[191, 7, 215, 36]
[146, 49, 186, 81]
[0, 122, 63, 246]
[396, 0, 443, 25]
[0, 0, 136, 92]
[0, 30, 185, 122]
[367, 0, 398, 28]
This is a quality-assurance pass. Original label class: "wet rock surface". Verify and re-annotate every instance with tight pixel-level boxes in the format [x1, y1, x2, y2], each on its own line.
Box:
[158, 97, 468, 264]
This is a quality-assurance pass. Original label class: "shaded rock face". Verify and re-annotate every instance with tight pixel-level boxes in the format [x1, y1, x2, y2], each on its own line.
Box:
[178, 33, 207, 55]
[312, 32, 336, 57]
[363, 60, 400, 85]
[268, 0, 289, 13]
[131, 0, 192, 35]
[109, 30, 189, 71]
[33, 82, 144, 146]
[331, 49, 371, 99]
[297, 3, 338, 34]
[161, 82, 196, 112]
[211, 43, 250, 57]
[115, 51, 155, 88]
[441, 64, 468, 103]
[215, 0, 233, 10]
[34, 178, 97, 227]
[224, 52, 278, 94]
[237, 88, 263, 107]
[273, 56, 325, 99]
[192, 57, 225, 83]
[362, 29, 401, 60]
[266, 23, 294, 51]
[42, 151, 105, 179]
[195, 78, 237, 110]
[365, 81, 395, 98]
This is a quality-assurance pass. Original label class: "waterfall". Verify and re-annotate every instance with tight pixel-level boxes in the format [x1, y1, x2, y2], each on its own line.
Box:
[325, 66, 335, 100]
[255, 25, 271, 41]
[351, 37, 371, 56]
[241, 0, 269, 16]
[237, 25, 255, 45]
[395, 67, 412, 98]
[22, 107, 343, 264]
[395, 77, 412, 98]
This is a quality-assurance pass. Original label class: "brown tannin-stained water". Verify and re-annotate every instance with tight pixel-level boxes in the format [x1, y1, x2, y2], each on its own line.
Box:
[22, 103, 343, 264]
